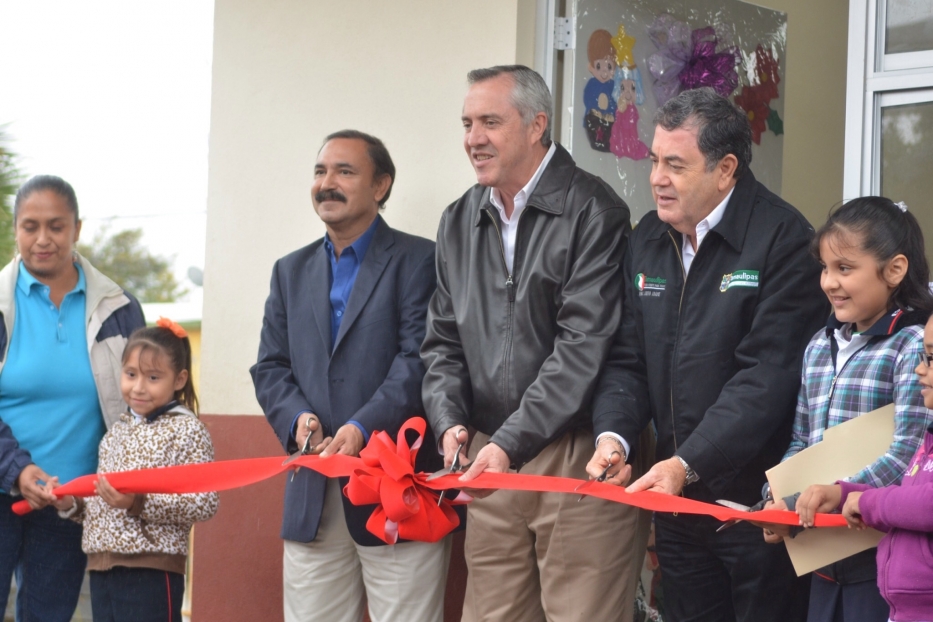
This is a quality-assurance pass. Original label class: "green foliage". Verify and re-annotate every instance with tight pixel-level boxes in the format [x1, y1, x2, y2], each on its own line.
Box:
[77, 228, 186, 302]
[0, 127, 21, 264]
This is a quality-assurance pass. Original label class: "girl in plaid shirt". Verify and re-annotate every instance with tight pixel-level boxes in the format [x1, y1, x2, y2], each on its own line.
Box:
[761, 197, 933, 622]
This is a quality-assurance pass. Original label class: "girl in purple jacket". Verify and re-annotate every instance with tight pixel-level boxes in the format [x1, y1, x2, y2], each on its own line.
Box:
[835, 312, 933, 622]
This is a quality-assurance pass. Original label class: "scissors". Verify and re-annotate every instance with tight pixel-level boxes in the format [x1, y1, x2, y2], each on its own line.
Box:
[427, 442, 469, 506]
[714, 498, 770, 532]
[574, 462, 613, 501]
[283, 427, 326, 481]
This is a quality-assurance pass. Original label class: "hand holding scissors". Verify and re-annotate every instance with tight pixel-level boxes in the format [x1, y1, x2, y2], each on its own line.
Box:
[427, 442, 470, 506]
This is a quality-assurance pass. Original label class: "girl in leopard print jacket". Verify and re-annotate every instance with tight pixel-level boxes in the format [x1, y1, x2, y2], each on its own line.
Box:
[54, 319, 218, 622]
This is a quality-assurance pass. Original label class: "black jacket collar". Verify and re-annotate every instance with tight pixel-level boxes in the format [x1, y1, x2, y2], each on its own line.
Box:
[642, 171, 759, 255]
[473, 142, 574, 226]
[825, 307, 927, 338]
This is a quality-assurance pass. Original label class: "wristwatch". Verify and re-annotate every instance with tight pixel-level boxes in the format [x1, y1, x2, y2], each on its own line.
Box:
[676, 456, 699, 485]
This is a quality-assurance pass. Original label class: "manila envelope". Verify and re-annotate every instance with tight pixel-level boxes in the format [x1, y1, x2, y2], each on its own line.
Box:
[765, 404, 895, 576]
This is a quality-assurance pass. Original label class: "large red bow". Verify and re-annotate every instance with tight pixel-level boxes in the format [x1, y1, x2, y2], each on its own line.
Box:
[343, 418, 464, 544]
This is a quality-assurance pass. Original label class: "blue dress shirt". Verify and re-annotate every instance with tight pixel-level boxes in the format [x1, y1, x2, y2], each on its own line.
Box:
[292, 216, 381, 445]
[326, 216, 380, 352]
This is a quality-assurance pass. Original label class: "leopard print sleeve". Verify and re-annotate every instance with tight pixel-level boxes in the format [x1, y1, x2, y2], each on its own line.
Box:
[137, 416, 219, 525]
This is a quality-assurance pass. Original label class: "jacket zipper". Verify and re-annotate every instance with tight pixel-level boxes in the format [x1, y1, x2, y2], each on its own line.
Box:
[667, 231, 689, 453]
[827, 342, 871, 404]
[487, 207, 528, 417]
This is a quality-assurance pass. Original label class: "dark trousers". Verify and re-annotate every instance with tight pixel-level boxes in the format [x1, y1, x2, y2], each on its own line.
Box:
[90, 566, 185, 622]
[654, 512, 809, 622]
[0, 494, 86, 622]
[807, 574, 890, 622]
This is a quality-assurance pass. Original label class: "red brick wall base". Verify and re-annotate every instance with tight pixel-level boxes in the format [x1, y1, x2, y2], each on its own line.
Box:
[192, 414, 466, 622]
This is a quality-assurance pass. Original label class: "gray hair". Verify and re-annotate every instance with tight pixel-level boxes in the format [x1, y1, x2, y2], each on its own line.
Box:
[653, 87, 752, 179]
[467, 65, 553, 147]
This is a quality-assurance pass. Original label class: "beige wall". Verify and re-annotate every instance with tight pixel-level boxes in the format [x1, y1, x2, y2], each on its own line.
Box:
[202, 0, 850, 415]
[201, 0, 523, 415]
[755, 0, 850, 225]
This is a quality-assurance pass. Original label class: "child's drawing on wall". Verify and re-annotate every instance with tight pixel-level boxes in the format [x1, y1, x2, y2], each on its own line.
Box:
[610, 64, 650, 160]
[583, 29, 616, 152]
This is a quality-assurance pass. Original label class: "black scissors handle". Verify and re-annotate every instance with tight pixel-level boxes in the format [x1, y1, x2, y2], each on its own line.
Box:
[575, 462, 614, 501]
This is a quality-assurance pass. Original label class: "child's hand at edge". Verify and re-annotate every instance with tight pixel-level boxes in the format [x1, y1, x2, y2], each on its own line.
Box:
[750, 498, 793, 543]
[51, 494, 77, 512]
[842, 491, 867, 530]
[96, 476, 136, 510]
[16, 464, 58, 510]
[797, 484, 842, 528]
[43, 476, 72, 511]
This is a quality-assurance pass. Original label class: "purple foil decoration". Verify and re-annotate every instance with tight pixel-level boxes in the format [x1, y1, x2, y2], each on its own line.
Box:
[646, 14, 740, 106]
[647, 14, 690, 106]
[679, 27, 740, 97]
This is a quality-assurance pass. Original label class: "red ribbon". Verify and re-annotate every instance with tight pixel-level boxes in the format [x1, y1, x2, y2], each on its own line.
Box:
[14, 418, 847, 538]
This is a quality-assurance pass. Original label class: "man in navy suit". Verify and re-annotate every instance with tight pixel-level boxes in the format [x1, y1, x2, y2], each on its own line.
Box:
[250, 130, 449, 622]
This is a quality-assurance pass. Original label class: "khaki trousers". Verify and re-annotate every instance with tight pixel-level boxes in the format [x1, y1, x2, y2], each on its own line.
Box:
[283, 478, 452, 622]
[462, 428, 654, 622]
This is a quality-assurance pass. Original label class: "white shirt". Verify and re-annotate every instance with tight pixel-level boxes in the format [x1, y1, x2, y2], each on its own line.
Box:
[489, 142, 557, 273]
[833, 325, 870, 373]
[597, 187, 735, 461]
[682, 188, 734, 274]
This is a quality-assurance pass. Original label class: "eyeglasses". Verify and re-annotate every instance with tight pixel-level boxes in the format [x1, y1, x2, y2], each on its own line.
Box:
[919, 351, 933, 367]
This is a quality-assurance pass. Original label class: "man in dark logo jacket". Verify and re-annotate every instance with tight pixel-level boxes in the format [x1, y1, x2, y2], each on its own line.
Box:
[588, 88, 828, 622]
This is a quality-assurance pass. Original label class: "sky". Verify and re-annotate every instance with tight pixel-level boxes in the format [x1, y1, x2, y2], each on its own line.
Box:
[0, 1, 214, 301]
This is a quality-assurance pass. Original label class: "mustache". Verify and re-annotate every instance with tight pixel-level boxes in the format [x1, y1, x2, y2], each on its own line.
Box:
[314, 189, 347, 203]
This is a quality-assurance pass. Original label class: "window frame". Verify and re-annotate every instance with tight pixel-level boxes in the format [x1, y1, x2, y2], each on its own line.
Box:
[845, 0, 933, 199]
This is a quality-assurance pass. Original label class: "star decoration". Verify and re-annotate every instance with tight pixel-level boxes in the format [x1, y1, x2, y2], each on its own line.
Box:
[613, 24, 637, 68]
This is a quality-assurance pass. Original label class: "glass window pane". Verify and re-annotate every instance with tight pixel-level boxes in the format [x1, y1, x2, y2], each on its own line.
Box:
[885, 0, 933, 54]
[880, 100, 933, 246]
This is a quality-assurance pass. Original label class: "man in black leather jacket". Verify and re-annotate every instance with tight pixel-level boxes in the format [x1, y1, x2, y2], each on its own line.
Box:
[587, 88, 827, 622]
[421, 65, 650, 621]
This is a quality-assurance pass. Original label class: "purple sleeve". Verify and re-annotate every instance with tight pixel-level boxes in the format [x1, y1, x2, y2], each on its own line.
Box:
[837, 479, 874, 509]
[859, 482, 933, 533]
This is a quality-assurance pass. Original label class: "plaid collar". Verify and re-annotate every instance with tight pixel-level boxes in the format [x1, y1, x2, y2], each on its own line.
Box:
[825, 308, 925, 338]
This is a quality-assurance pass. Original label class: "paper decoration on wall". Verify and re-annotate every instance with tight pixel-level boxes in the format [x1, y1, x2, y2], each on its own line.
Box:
[612, 22, 637, 66]
[584, 24, 651, 159]
[767, 108, 784, 135]
[646, 14, 740, 107]
[583, 29, 618, 152]
[610, 65, 650, 160]
[734, 44, 783, 144]
[570, 0, 787, 219]
[611, 25, 650, 160]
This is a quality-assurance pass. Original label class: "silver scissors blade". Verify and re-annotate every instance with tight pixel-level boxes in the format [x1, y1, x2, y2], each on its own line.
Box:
[427, 467, 457, 481]
[715, 498, 767, 532]
[575, 463, 613, 501]
[284, 431, 322, 479]
[436, 442, 466, 506]
[716, 499, 752, 512]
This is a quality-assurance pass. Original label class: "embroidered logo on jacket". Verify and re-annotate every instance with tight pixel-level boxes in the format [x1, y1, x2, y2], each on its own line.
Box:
[635, 273, 666, 297]
[720, 270, 759, 292]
